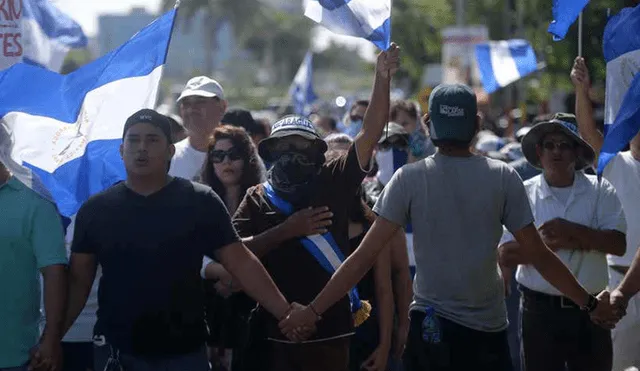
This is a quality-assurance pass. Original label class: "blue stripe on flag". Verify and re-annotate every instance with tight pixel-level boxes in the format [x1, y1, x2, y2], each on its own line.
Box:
[603, 5, 640, 63]
[510, 42, 538, 78]
[598, 72, 640, 175]
[475, 44, 499, 93]
[22, 0, 88, 48]
[24, 139, 126, 217]
[598, 5, 640, 175]
[367, 17, 391, 51]
[0, 9, 175, 122]
[547, 0, 590, 41]
[305, 0, 391, 50]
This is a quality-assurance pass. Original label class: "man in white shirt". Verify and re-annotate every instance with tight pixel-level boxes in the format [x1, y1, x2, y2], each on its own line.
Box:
[169, 76, 228, 180]
[499, 113, 627, 371]
[572, 57, 640, 370]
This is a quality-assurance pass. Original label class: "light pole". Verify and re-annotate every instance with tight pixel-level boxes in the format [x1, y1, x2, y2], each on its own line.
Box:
[456, 0, 465, 26]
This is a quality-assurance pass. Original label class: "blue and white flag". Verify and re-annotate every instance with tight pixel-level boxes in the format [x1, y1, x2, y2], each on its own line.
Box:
[304, 0, 391, 50]
[475, 40, 538, 94]
[289, 51, 318, 116]
[548, 0, 589, 41]
[0, 9, 176, 217]
[22, 0, 88, 72]
[598, 5, 640, 175]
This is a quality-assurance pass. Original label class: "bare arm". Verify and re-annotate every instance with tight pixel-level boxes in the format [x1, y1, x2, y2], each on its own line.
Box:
[616, 245, 640, 299]
[40, 264, 68, 342]
[242, 224, 294, 258]
[240, 207, 333, 259]
[355, 44, 400, 166]
[215, 242, 289, 320]
[311, 217, 401, 315]
[373, 243, 394, 353]
[498, 241, 530, 268]
[567, 224, 626, 256]
[63, 253, 97, 335]
[571, 57, 603, 160]
[390, 230, 411, 328]
[513, 224, 590, 306]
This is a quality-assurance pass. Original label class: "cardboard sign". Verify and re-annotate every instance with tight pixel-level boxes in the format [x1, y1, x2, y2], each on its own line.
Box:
[0, 0, 22, 70]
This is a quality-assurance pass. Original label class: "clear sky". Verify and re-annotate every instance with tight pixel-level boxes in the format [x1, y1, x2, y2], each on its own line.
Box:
[51, 0, 374, 59]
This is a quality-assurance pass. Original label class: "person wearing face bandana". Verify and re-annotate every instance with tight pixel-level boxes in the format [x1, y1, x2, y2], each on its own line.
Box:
[231, 44, 401, 371]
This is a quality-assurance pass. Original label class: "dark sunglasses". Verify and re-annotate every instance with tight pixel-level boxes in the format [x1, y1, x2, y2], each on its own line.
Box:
[541, 141, 574, 152]
[379, 136, 409, 151]
[350, 115, 364, 122]
[210, 148, 242, 163]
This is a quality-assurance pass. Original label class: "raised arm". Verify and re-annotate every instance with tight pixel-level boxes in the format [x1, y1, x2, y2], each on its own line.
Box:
[354, 44, 401, 166]
[571, 57, 604, 160]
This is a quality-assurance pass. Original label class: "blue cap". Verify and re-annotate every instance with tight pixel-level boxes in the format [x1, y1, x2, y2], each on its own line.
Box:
[428, 84, 478, 142]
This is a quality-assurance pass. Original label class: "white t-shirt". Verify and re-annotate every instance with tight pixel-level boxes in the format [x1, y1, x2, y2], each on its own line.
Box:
[169, 138, 208, 181]
[604, 151, 640, 267]
[501, 173, 626, 295]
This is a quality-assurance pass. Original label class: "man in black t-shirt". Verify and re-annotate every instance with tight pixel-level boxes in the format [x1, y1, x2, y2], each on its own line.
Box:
[62, 109, 291, 371]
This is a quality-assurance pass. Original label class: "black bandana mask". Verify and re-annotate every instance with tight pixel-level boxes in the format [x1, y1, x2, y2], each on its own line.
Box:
[267, 151, 322, 205]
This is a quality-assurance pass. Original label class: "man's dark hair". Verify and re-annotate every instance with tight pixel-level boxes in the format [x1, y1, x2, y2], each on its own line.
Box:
[390, 100, 418, 122]
[320, 116, 337, 130]
[431, 138, 473, 149]
[350, 100, 369, 114]
[253, 118, 271, 138]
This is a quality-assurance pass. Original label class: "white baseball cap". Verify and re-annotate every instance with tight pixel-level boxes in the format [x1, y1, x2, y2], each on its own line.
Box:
[177, 76, 225, 102]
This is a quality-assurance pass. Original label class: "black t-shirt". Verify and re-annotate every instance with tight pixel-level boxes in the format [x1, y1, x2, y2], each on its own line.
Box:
[71, 178, 240, 356]
[233, 144, 367, 341]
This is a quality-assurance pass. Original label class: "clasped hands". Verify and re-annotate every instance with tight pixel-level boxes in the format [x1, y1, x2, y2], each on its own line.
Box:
[591, 288, 628, 329]
[278, 302, 321, 342]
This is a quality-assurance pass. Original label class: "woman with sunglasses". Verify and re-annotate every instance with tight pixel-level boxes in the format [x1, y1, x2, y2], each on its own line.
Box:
[199, 125, 264, 371]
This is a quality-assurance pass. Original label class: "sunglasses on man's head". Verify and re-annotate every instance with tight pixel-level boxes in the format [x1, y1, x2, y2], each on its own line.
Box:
[210, 148, 242, 163]
[541, 141, 574, 152]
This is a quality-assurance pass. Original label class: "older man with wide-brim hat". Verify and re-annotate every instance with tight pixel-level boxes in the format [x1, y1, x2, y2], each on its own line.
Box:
[521, 112, 595, 171]
[500, 112, 626, 371]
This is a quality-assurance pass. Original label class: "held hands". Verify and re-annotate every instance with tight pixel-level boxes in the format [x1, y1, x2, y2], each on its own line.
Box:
[376, 43, 401, 79]
[590, 290, 625, 329]
[279, 302, 320, 342]
[570, 57, 591, 92]
[282, 206, 333, 238]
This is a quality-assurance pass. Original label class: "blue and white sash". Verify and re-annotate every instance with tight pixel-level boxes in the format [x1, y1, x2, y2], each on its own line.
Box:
[262, 182, 363, 315]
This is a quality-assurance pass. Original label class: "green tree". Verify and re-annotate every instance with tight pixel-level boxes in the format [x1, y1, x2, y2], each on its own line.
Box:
[390, 0, 454, 92]
[162, 0, 263, 74]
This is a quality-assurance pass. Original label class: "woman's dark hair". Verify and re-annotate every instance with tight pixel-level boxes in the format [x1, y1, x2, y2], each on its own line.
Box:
[200, 125, 263, 205]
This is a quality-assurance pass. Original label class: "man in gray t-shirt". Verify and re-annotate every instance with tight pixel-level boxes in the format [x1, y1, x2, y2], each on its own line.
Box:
[375, 150, 532, 332]
[278, 84, 617, 371]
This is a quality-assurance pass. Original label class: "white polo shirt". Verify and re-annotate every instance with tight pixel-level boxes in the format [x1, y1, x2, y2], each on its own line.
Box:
[604, 151, 640, 267]
[501, 172, 626, 295]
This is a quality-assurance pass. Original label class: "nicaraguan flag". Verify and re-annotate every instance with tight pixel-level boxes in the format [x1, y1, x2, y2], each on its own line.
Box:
[21, 0, 88, 72]
[548, 0, 590, 41]
[475, 40, 538, 94]
[0, 9, 176, 217]
[304, 0, 391, 50]
[289, 51, 318, 116]
[598, 5, 640, 175]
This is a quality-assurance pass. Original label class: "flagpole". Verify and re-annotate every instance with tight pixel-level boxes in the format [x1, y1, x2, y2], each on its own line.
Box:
[154, 0, 180, 109]
[578, 12, 583, 57]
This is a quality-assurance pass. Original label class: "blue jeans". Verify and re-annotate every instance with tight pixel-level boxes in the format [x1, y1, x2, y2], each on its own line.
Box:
[94, 343, 209, 371]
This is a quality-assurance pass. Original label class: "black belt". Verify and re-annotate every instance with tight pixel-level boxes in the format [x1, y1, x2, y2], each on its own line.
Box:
[519, 285, 584, 310]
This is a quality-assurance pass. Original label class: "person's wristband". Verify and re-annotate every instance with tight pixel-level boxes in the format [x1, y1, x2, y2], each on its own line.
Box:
[309, 302, 322, 321]
[581, 294, 598, 313]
